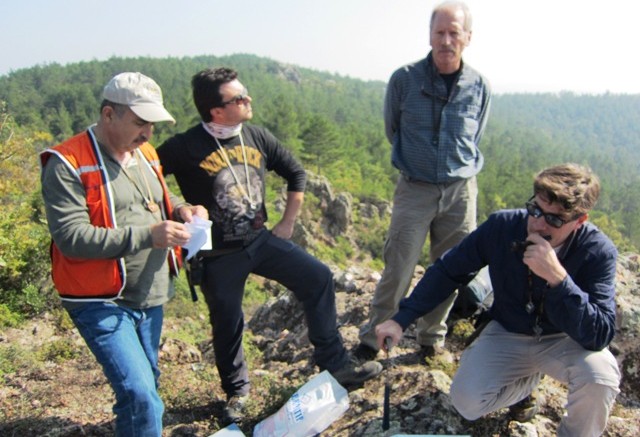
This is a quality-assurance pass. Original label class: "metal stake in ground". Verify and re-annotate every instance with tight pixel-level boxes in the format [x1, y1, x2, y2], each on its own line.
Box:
[382, 337, 393, 431]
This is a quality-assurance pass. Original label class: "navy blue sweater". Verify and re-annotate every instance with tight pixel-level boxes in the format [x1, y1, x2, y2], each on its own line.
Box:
[393, 209, 618, 351]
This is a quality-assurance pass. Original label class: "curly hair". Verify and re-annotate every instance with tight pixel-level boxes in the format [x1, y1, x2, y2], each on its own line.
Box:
[533, 163, 600, 217]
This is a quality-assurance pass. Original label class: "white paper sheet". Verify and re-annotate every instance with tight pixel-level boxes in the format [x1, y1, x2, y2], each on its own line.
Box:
[182, 215, 212, 259]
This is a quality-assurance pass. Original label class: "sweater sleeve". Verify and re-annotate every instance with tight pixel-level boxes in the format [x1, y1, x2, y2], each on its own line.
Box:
[544, 239, 618, 351]
[392, 260, 463, 330]
[392, 218, 491, 330]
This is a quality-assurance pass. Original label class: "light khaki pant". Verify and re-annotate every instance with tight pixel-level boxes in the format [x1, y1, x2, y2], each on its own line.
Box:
[359, 175, 477, 349]
[451, 321, 620, 437]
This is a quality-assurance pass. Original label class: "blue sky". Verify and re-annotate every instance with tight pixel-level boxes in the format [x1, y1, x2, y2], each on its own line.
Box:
[0, 0, 636, 94]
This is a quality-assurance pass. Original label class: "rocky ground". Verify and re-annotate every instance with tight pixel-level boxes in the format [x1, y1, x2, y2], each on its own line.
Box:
[2, 177, 639, 436]
[1, 253, 639, 436]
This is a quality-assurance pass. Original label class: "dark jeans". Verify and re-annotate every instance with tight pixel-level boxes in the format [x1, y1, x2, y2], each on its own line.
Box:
[201, 230, 348, 397]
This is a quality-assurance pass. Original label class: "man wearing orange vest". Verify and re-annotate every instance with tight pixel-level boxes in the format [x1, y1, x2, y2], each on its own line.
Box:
[40, 72, 208, 436]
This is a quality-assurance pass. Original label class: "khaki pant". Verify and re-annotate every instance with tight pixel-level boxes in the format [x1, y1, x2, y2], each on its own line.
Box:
[451, 321, 620, 437]
[359, 175, 477, 349]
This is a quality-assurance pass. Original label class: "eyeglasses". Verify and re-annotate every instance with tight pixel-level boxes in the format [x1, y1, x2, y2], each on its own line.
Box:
[220, 90, 250, 107]
[525, 196, 577, 229]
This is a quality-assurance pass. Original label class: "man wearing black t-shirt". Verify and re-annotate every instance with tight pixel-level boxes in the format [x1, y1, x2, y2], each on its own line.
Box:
[157, 67, 381, 424]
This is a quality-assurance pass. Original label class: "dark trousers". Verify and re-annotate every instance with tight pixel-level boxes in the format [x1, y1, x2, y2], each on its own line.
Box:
[201, 230, 348, 397]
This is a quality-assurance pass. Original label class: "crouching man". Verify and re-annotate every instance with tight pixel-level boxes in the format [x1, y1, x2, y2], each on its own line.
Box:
[376, 163, 620, 436]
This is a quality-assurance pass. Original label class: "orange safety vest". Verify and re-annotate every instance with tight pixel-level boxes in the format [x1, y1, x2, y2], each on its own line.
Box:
[40, 129, 182, 301]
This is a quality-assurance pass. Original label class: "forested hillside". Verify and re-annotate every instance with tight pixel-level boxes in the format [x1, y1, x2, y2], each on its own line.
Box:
[485, 93, 640, 246]
[2, 54, 640, 436]
[1, 53, 639, 255]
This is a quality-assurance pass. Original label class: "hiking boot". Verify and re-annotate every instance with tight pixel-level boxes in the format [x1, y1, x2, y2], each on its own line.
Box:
[420, 344, 447, 358]
[352, 343, 379, 362]
[509, 392, 539, 422]
[331, 357, 383, 387]
[223, 395, 248, 424]
[419, 344, 454, 363]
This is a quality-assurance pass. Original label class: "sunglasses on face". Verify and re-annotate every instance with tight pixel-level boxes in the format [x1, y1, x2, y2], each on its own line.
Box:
[525, 196, 577, 229]
[221, 90, 250, 107]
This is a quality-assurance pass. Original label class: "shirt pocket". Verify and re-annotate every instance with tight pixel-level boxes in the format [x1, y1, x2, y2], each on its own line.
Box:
[452, 103, 482, 121]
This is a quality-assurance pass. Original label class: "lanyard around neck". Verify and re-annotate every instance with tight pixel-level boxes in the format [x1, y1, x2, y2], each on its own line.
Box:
[202, 124, 256, 208]
[120, 149, 160, 213]
[525, 269, 546, 341]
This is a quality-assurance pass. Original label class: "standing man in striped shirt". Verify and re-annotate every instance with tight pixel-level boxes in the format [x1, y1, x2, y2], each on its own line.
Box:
[357, 0, 491, 361]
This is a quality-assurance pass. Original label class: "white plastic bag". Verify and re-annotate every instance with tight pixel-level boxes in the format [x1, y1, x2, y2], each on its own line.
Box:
[209, 423, 246, 436]
[253, 370, 349, 437]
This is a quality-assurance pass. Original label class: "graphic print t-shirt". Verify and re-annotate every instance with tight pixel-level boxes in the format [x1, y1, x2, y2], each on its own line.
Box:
[157, 124, 306, 250]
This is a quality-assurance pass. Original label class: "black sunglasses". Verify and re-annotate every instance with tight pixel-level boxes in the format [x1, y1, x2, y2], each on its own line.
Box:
[525, 196, 578, 229]
[220, 90, 250, 107]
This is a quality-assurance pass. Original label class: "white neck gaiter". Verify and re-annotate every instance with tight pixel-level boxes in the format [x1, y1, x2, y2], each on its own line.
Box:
[202, 121, 243, 139]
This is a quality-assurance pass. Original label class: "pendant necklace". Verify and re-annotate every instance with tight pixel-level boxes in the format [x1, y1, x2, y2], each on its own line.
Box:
[211, 132, 257, 212]
[525, 269, 547, 341]
[120, 150, 160, 213]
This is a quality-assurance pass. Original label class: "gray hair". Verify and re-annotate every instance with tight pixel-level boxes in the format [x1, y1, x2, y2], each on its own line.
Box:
[430, 1, 473, 32]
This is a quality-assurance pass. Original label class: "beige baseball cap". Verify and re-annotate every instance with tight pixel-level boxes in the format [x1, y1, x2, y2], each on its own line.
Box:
[103, 72, 176, 123]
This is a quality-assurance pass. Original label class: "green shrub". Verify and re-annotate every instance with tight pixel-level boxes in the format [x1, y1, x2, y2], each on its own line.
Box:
[241, 330, 263, 366]
[0, 106, 55, 316]
[243, 275, 271, 315]
[248, 372, 298, 421]
[0, 303, 22, 328]
[0, 344, 32, 376]
[50, 306, 75, 332]
[37, 338, 80, 363]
